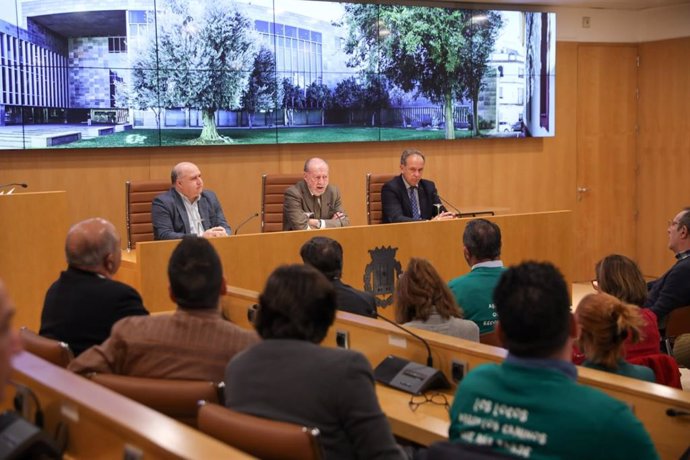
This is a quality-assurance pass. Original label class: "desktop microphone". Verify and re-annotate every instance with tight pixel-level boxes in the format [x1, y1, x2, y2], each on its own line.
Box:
[374, 312, 434, 367]
[666, 408, 690, 418]
[328, 202, 346, 227]
[234, 212, 259, 235]
[435, 192, 462, 216]
[0, 182, 28, 189]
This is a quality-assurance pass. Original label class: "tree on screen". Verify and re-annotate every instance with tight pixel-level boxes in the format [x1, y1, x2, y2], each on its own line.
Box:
[281, 79, 305, 127]
[342, 4, 502, 139]
[459, 11, 503, 137]
[333, 77, 363, 125]
[242, 47, 278, 129]
[131, 0, 257, 143]
[306, 82, 332, 126]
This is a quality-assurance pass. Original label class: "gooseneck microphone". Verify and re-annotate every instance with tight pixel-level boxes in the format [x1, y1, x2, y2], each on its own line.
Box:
[0, 182, 28, 189]
[435, 192, 462, 216]
[374, 312, 434, 367]
[234, 212, 259, 235]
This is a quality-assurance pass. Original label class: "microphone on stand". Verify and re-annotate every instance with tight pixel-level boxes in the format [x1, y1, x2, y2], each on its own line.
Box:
[0, 182, 28, 190]
[234, 212, 259, 235]
[373, 311, 434, 367]
[435, 192, 462, 216]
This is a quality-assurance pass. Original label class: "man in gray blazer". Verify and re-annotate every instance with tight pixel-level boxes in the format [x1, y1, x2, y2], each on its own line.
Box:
[152, 162, 231, 240]
[283, 157, 350, 231]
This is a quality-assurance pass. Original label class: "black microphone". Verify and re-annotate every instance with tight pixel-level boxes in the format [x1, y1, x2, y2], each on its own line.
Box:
[234, 212, 259, 235]
[435, 193, 462, 216]
[374, 312, 434, 367]
[0, 182, 28, 189]
[328, 202, 346, 227]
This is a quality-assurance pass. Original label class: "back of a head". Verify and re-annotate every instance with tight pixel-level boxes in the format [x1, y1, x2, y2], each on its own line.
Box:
[255, 264, 336, 343]
[168, 236, 223, 310]
[463, 219, 502, 260]
[299, 237, 343, 280]
[595, 254, 647, 306]
[395, 258, 460, 323]
[576, 292, 645, 369]
[493, 262, 570, 358]
[65, 217, 119, 270]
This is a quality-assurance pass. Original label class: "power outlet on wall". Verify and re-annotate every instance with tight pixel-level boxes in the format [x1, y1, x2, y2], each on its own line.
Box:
[582, 16, 591, 28]
[451, 359, 468, 383]
[336, 330, 350, 349]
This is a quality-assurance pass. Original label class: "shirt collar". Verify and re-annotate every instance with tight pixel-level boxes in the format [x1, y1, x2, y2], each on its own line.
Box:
[676, 249, 690, 261]
[176, 189, 200, 205]
[472, 260, 504, 270]
[505, 353, 578, 381]
[401, 175, 415, 190]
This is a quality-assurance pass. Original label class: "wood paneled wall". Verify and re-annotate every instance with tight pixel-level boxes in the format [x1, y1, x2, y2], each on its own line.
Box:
[637, 37, 690, 277]
[0, 39, 686, 278]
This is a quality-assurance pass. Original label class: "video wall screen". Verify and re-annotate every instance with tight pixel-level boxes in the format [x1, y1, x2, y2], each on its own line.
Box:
[0, 0, 556, 150]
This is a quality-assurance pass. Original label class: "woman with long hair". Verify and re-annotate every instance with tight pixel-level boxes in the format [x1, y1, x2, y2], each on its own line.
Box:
[576, 292, 655, 382]
[395, 258, 479, 341]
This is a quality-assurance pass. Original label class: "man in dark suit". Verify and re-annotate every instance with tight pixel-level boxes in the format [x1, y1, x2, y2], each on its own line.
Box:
[283, 158, 349, 231]
[381, 149, 455, 223]
[40, 218, 149, 356]
[300, 236, 376, 318]
[152, 162, 231, 240]
[644, 206, 690, 322]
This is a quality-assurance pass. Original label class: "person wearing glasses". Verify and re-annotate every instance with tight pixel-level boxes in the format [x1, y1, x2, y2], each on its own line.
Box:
[448, 262, 658, 460]
[224, 264, 403, 459]
[381, 149, 455, 223]
[643, 207, 690, 322]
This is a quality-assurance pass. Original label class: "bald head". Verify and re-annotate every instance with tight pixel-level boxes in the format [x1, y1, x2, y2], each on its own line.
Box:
[65, 218, 121, 276]
[172, 162, 203, 201]
[303, 158, 329, 197]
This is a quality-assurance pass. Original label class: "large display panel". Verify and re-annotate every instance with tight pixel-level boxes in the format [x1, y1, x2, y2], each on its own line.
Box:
[0, 0, 556, 150]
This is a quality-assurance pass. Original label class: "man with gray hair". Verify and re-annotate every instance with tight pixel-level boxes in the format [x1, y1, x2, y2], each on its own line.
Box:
[283, 157, 349, 231]
[40, 218, 148, 356]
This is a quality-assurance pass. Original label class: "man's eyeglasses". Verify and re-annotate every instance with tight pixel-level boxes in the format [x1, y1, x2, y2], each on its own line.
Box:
[408, 392, 449, 412]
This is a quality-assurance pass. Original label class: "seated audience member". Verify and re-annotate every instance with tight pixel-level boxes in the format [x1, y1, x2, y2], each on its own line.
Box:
[40, 218, 148, 356]
[69, 237, 258, 381]
[593, 254, 660, 358]
[448, 219, 505, 334]
[283, 157, 349, 231]
[396, 258, 479, 342]
[152, 161, 231, 240]
[0, 279, 21, 400]
[448, 262, 659, 460]
[381, 149, 454, 223]
[644, 207, 690, 321]
[576, 293, 655, 383]
[300, 236, 376, 318]
[225, 264, 403, 459]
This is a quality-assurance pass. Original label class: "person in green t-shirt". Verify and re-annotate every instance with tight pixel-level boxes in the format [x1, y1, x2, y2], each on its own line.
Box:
[448, 262, 659, 460]
[448, 219, 506, 334]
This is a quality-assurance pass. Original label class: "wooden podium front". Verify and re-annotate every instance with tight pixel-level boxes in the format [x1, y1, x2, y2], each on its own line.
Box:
[118, 210, 574, 314]
[0, 192, 69, 331]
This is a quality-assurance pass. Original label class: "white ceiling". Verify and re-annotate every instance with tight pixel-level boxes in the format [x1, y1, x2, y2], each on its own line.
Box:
[443, 0, 689, 10]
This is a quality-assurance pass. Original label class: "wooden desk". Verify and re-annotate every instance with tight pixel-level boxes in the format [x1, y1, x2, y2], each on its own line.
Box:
[118, 211, 573, 314]
[224, 289, 690, 460]
[4, 352, 252, 459]
[0, 192, 69, 331]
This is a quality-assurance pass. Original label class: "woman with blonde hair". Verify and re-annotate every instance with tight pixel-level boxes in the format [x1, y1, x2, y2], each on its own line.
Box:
[593, 254, 660, 358]
[576, 292, 655, 382]
[395, 258, 479, 341]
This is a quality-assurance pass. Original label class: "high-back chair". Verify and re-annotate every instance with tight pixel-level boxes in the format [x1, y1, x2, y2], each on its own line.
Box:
[261, 173, 303, 232]
[125, 180, 170, 249]
[88, 373, 223, 427]
[197, 401, 323, 460]
[663, 305, 690, 353]
[366, 173, 396, 225]
[18, 327, 74, 368]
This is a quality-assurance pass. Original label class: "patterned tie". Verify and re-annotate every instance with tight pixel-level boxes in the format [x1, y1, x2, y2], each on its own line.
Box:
[409, 187, 421, 220]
